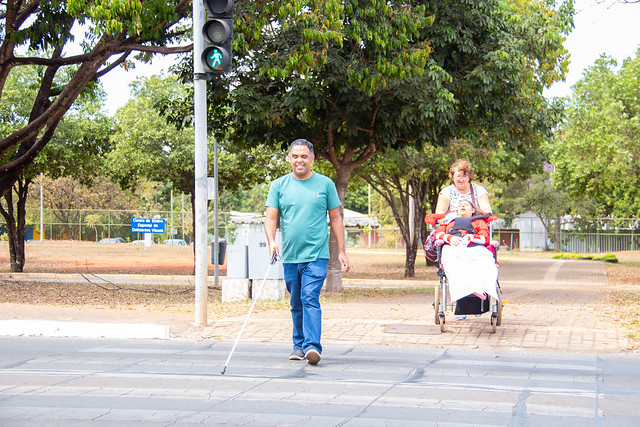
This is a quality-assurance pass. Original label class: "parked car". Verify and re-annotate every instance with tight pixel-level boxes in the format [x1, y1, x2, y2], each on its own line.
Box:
[162, 239, 187, 246]
[98, 237, 125, 244]
[129, 240, 153, 245]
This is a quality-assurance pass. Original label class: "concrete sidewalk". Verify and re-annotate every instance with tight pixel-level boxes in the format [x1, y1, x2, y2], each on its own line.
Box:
[0, 258, 631, 353]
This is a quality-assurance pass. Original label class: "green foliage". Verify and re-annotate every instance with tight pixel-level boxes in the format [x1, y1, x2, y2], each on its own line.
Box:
[552, 50, 640, 217]
[107, 75, 198, 195]
[222, 0, 572, 176]
[0, 66, 41, 138]
[226, 0, 439, 160]
[0, 0, 192, 270]
[596, 253, 619, 263]
[1, 0, 191, 194]
[553, 252, 582, 259]
[67, 0, 181, 42]
[220, 185, 270, 213]
[1, 62, 112, 183]
[38, 95, 113, 184]
[107, 75, 286, 202]
[553, 252, 619, 263]
[234, 0, 432, 93]
[344, 181, 369, 214]
[499, 171, 570, 219]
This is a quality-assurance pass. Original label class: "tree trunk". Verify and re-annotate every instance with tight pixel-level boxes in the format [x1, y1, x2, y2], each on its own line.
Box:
[314, 132, 377, 292]
[1, 203, 24, 272]
[554, 214, 562, 251]
[0, 177, 29, 272]
[403, 193, 427, 278]
[325, 168, 350, 293]
[326, 229, 343, 292]
[404, 240, 417, 278]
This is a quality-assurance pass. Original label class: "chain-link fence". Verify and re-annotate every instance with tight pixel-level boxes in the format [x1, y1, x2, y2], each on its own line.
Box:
[3, 209, 639, 253]
[3, 208, 193, 243]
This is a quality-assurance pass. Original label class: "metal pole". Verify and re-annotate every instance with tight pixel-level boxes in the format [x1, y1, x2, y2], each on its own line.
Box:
[214, 132, 219, 287]
[368, 184, 372, 248]
[170, 188, 174, 238]
[409, 185, 415, 245]
[182, 193, 185, 241]
[193, 0, 209, 327]
[39, 173, 43, 240]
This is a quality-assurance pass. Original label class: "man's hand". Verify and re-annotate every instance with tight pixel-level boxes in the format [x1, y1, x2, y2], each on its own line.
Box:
[339, 252, 351, 273]
[269, 243, 280, 261]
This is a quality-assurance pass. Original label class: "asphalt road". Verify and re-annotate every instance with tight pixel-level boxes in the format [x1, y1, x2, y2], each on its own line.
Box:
[1, 336, 639, 426]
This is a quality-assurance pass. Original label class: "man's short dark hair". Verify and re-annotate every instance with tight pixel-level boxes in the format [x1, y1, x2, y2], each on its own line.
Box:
[289, 139, 314, 157]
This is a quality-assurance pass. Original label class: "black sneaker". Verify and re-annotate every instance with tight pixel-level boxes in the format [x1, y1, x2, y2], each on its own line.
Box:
[289, 349, 305, 360]
[305, 348, 321, 365]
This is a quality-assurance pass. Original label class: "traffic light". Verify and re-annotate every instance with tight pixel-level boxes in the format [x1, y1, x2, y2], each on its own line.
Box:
[202, 0, 233, 74]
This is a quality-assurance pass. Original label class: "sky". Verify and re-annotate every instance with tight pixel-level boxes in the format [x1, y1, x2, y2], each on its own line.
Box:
[544, 0, 640, 98]
[99, 0, 640, 115]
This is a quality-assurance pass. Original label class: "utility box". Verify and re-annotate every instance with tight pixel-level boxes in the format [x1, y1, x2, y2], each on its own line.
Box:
[222, 231, 285, 302]
[247, 231, 284, 280]
[226, 244, 248, 278]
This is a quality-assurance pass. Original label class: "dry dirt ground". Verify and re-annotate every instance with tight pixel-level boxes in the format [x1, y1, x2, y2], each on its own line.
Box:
[0, 240, 432, 324]
[0, 240, 217, 275]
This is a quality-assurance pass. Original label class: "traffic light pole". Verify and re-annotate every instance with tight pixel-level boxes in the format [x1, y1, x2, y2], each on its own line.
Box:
[193, 0, 209, 327]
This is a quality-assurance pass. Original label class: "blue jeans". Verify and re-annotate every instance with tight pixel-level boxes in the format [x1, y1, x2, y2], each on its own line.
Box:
[283, 259, 327, 354]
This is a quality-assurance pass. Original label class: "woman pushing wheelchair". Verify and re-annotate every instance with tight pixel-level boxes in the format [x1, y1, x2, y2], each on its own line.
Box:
[424, 159, 502, 332]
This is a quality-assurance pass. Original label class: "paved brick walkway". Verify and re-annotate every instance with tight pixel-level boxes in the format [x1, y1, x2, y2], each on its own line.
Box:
[1, 257, 630, 353]
[182, 258, 630, 353]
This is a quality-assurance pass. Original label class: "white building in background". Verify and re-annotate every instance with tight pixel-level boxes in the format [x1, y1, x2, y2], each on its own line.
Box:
[513, 212, 548, 251]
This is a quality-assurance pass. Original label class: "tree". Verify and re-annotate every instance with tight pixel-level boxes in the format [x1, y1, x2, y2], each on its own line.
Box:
[499, 170, 571, 250]
[0, 64, 112, 271]
[219, 1, 572, 286]
[106, 75, 285, 242]
[0, 65, 40, 271]
[220, 0, 438, 290]
[0, 0, 192, 199]
[36, 174, 139, 240]
[552, 51, 640, 217]
[356, 145, 451, 276]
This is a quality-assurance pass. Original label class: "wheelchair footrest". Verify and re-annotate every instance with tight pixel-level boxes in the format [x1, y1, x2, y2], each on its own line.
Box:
[454, 295, 490, 315]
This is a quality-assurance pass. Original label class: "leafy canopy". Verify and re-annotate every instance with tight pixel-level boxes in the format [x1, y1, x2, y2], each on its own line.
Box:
[552, 50, 640, 217]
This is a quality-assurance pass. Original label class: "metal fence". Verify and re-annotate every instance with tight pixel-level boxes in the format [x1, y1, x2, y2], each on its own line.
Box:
[3, 209, 639, 253]
[2, 208, 193, 243]
[511, 217, 639, 253]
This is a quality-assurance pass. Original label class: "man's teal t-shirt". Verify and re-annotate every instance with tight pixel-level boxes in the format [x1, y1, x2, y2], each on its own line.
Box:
[266, 172, 342, 263]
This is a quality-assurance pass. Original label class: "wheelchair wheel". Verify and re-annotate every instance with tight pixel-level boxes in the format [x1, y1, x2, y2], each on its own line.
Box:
[434, 281, 441, 324]
[496, 281, 503, 326]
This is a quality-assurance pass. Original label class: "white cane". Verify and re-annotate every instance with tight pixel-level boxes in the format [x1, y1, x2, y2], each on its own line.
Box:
[221, 252, 279, 374]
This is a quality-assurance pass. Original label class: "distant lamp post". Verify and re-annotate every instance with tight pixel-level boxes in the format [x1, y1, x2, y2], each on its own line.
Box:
[39, 173, 44, 241]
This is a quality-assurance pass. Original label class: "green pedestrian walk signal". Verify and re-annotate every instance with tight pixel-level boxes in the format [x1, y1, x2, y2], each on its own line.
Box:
[204, 45, 226, 70]
[201, 0, 233, 74]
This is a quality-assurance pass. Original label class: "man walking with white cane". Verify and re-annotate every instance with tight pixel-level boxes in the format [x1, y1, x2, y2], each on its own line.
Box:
[265, 139, 350, 365]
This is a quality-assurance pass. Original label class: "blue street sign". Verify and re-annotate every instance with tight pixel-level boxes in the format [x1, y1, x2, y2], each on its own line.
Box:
[131, 218, 166, 234]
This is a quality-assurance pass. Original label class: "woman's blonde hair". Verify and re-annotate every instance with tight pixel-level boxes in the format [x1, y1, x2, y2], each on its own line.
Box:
[449, 159, 474, 184]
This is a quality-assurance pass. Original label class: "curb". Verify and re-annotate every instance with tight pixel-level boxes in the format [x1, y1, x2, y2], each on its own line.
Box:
[0, 320, 170, 340]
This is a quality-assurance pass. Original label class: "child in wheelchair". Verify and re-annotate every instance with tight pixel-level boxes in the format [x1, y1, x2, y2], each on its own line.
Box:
[425, 200, 499, 308]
